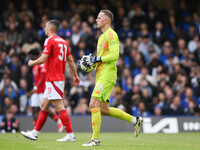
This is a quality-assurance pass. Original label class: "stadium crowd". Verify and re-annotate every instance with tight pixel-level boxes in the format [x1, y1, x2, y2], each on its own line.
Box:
[0, 0, 200, 117]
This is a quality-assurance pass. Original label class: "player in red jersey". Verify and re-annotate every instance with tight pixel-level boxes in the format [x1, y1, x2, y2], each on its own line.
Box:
[29, 50, 63, 132]
[21, 20, 80, 141]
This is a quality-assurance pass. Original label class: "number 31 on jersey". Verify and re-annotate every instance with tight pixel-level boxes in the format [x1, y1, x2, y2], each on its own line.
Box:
[58, 44, 67, 61]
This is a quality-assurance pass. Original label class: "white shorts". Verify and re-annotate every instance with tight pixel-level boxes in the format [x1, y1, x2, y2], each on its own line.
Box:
[44, 81, 64, 100]
[30, 93, 43, 107]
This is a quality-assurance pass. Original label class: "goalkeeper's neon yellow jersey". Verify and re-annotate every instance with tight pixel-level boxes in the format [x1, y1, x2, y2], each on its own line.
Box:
[96, 27, 120, 84]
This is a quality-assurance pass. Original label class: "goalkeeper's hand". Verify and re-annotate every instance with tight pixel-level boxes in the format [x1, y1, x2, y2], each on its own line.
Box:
[90, 55, 101, 63]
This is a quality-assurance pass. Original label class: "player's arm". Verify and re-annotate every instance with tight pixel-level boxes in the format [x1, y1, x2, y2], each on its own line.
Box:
[91, 32, 119, 63]
[101, 40, 119, 63]
[66, 54, 80, 85]
[28, 54, 49, 67]
[34, 72, 46, 90]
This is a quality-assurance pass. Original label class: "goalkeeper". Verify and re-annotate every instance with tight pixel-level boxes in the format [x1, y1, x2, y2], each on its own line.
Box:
[82, 10, 143, 146]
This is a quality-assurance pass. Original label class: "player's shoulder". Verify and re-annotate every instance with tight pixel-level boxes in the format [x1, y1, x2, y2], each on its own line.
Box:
[106, 28, 118, 41]
[53, 35, 67, 43]
[44, 35, 54, 46]
[108, 27, 117, 34]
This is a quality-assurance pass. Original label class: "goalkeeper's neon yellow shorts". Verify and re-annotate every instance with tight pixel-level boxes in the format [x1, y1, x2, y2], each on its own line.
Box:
[91, 79, 115, 103]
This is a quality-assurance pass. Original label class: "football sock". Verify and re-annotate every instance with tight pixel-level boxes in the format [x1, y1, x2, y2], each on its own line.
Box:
[51, 114, 59, 122]
[92, 138, 100, 142]
[109, 107, 134, 123]
[57, 119, 61, 124]
[91, 108, 101, 139]
[33, 120, 37, 127]
[58, 110, 72, 133]
[67, 132, 75, 138]
[132, 117, 137, 125]
[32, 129, 39, 136]
[35, 110, 48, 131]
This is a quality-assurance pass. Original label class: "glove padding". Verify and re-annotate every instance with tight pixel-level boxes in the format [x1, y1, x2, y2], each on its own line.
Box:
[79, 54, 96, 72]
[90, 55, 101, 63]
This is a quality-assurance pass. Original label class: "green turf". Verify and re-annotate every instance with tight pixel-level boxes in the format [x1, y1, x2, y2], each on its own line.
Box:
[0, 132, 199, 150]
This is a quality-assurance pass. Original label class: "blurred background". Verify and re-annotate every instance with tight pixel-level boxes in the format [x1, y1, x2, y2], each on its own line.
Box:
[0, 0, 200, 129]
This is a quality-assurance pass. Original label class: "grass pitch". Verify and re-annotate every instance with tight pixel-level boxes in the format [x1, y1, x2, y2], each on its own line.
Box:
[0, 132, 199, 150]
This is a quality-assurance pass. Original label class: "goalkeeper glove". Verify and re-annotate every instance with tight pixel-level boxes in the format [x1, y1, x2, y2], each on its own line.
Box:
[90, 56, 101, 63]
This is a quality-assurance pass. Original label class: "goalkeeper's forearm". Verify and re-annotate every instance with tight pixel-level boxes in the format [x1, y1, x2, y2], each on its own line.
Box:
[92, 52, 119, 63]
[101, 52, 119, 62]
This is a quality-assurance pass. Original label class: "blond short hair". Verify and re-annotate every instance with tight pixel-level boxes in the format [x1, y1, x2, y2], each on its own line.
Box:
[100, 10, 114, 22]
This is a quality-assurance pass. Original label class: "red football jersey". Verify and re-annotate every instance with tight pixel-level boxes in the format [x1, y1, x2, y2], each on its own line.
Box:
[42, 35, 71, 81]
[33, 64, 46, 93]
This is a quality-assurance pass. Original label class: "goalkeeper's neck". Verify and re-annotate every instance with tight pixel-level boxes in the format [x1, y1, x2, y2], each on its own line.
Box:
[101, 24, 111, 33]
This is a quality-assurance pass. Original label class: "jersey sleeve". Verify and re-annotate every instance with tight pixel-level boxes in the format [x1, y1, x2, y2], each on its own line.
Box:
[42, 38, 52, 55]
[101, 30, 119, 63]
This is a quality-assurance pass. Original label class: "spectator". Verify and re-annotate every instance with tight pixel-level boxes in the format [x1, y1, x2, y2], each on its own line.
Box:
[2, 97, 12, 113]
[2, 2, 17, 21]
[131, 6, 147, 31]
[187, 34, 198, 53]
[184, 99, 196, 115]
[18, 78, 29, 114]
[115, 6, 126, 31]
[71, 25, 81, 48]
[63, 97, 73, 115]
[164, 87, 174, 106]
[123, 85, 141, 114]
[74, 98, 90, 115]
[140, 87, 153, 113]
[118, 18, 136, 42]
[80, 22, 95, 51]
[179, 48, 193, 75]
[37, 14, 48, 43]
[20, 65, 33, 92]
[0, 109, 19, 133]
[191, 66, 200, 97]
[21, 21, 37, 44]
[122, 76, 133, 95]
[49, 0, 64, 20]
[138, 33, 161, 62]
[57, 19, 72, 38]
[176, 38, 186, 57]
[21, 34, 41, 54]
[0, 53, 8, 79]
[134, 67, 157, 87]
[4, 23, 21, 48]
[159, 41, 175, 67]
[132, 101, 151, 117]
[123, 38, 133, 57]
[147, 51, 163, 77]
[18, 2, 35, 22]
[164, 96, 184, 115]
[152, 21, 168, 47]
[155, 92, 165, 110]
[0, 74, 18, 96]
[181, 87, 198, 113]
[154, 106, 162, 116]
[4, 84, 18, 105]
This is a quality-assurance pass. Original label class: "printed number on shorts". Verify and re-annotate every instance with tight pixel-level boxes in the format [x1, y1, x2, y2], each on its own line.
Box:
[58, 44, 67, 61]
[95, 82, 104, 91]
[48, 87, 51, 94]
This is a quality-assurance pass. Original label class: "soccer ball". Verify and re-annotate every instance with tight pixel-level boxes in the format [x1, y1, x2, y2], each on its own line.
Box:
[79, 55, 96, 72]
